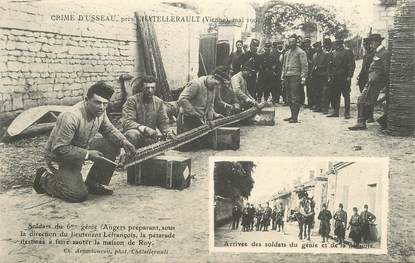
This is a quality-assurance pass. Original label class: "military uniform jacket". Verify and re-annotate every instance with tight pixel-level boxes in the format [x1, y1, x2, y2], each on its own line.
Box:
[368, 45, 391, 84]
[358, 50, 375, 84]
[312, 50, 330, 76]
[329, 47, 356, 79]
[229, 50, 244, 74]
[360, 210, 376, 224]
[258, 52, 278, 73]
[241, 50, 260, 71]
[121, 92, 169, 134]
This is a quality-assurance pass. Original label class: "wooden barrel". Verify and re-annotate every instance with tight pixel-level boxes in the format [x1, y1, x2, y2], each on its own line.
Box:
[386, 0, 415, 136]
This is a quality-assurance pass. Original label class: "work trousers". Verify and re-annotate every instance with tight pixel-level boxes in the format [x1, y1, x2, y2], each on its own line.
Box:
[41, 131, 154, 203]
[312, 74, 328, 111]
[330, 75, 350, 116]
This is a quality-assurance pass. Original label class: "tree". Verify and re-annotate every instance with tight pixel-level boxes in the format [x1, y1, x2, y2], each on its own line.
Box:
[214, 161, 255, 201]
[261, 2, 349, 39]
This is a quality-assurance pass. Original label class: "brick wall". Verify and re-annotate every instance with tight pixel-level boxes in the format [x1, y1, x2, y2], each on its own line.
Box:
[0, 28, 135, 118]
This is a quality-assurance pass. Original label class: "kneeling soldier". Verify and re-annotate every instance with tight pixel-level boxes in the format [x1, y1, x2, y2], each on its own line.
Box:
[33, 81, 136, 202]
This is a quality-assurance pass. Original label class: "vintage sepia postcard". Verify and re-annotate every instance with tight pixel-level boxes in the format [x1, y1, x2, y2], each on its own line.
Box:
[0, 0, 414, 262]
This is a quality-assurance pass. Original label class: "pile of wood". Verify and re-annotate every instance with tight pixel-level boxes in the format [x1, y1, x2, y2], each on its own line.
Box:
[386, 0, 415, 136]
[135, 11, 172, 101]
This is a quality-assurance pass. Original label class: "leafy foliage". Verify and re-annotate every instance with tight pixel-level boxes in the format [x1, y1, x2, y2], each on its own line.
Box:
[214, 161, 255, 201]
[262, 3, 349, 38]
[378, 0, 397, 6]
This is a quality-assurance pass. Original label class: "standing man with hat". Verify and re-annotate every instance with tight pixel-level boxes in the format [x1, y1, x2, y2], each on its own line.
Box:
[311, 41, 330, 113]
[241, 39, 261, 99]
[33, 81, 136, 202]
[257, 42, 279, 103]
[349, 33, 390, 130]
[281, 34, 308, 123]
[177, 66, 227, 150]
[327, 35, 356, 119]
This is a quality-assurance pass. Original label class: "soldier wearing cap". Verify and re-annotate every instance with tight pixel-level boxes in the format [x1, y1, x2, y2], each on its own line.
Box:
[177, 66, 227, 150]
[327, 35, 356, 119]
[33, 81, 136, 202]
[257, 42, 280, 103]
[231, 63, 259, 110]
[241, 39, 261, 98]
[323, 37, 333, 53]
[349, 33, 391, 130]
[357, 37, 375, 122]
[311, 41, 330, 113]
[281, 34, 308, 123]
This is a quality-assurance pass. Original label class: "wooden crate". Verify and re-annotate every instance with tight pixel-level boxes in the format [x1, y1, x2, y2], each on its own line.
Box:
[245, 107, 275, 126]
[211, 127, 240, 150]
[127, 155, 191, 190]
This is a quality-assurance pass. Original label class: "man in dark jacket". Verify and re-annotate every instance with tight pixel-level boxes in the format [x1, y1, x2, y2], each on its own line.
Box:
[257, 42, 279, 103]
[301, 38, 315, 108]
[241, 39, 260, 98]
[327, 36, 356, 119]
[357, 37, 375, 122]
[311, 41, 330, 113]
[349, 34, 391, 130]
[359, 204, 376, 243]
[231, 205, 242, 230]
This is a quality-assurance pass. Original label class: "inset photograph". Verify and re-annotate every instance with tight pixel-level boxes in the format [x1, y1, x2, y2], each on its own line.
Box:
[209, 157, 388, 254]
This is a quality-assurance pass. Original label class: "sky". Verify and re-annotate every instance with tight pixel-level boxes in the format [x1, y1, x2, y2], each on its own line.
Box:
[247, 158, 329, 204]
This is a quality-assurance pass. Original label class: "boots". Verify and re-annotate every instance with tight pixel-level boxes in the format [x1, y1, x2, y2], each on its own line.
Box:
[284, 105, 293, 121]
[344, 94, 351, 119]
[348, 104, 367, 130]
[289, 105, 300, 123]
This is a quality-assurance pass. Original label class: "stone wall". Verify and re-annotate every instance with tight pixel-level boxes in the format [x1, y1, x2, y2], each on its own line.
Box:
[0, 1, 205, 127]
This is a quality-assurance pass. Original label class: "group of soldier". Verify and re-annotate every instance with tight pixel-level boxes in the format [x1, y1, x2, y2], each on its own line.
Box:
[227, 32, 390, 128]
[31, 31, 390, 203]
[231, 202, 285, 233]
[319, 203, 377, 247]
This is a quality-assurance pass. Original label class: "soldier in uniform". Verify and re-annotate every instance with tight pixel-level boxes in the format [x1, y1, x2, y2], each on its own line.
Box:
[241, 203, 250, 232]
[323, 37, 333, 53]
[231, 64, 259, 110]
[249, 203, 256, 231]
[311, 41, 330, 113]
[276, 202, 285, 233]
[301, 38, 315, 109]
[327, 35, 356, 119]
[271, 204, 278, 230]
[281, 34, 308, 123]
[262, 202, 272, 231]
[229, 40, 245, 76]
[121, 75, 175, 148]
[241, 39, 261, 98]
[257, 42, 279, 103]
[318, 203, 332, 243]
[349, 34, 390, 130]
[271, 41, 285, 104]
[232, 205, 242, 230]
[177, 66, 227, 150]
[357, 38, 375, 122]
[348, 207, 362, 247]
[255, 204, 263, 231]
[33, 82, 136, 201]
[333, 203, 348, 245]
[359, 204, 376, 243]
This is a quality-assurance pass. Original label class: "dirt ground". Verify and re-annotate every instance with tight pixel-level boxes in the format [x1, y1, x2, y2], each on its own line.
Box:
[0, 61, 414, 263]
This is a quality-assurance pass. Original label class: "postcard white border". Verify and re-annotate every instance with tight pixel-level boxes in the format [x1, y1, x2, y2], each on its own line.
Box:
[208, 156, 389, 254]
